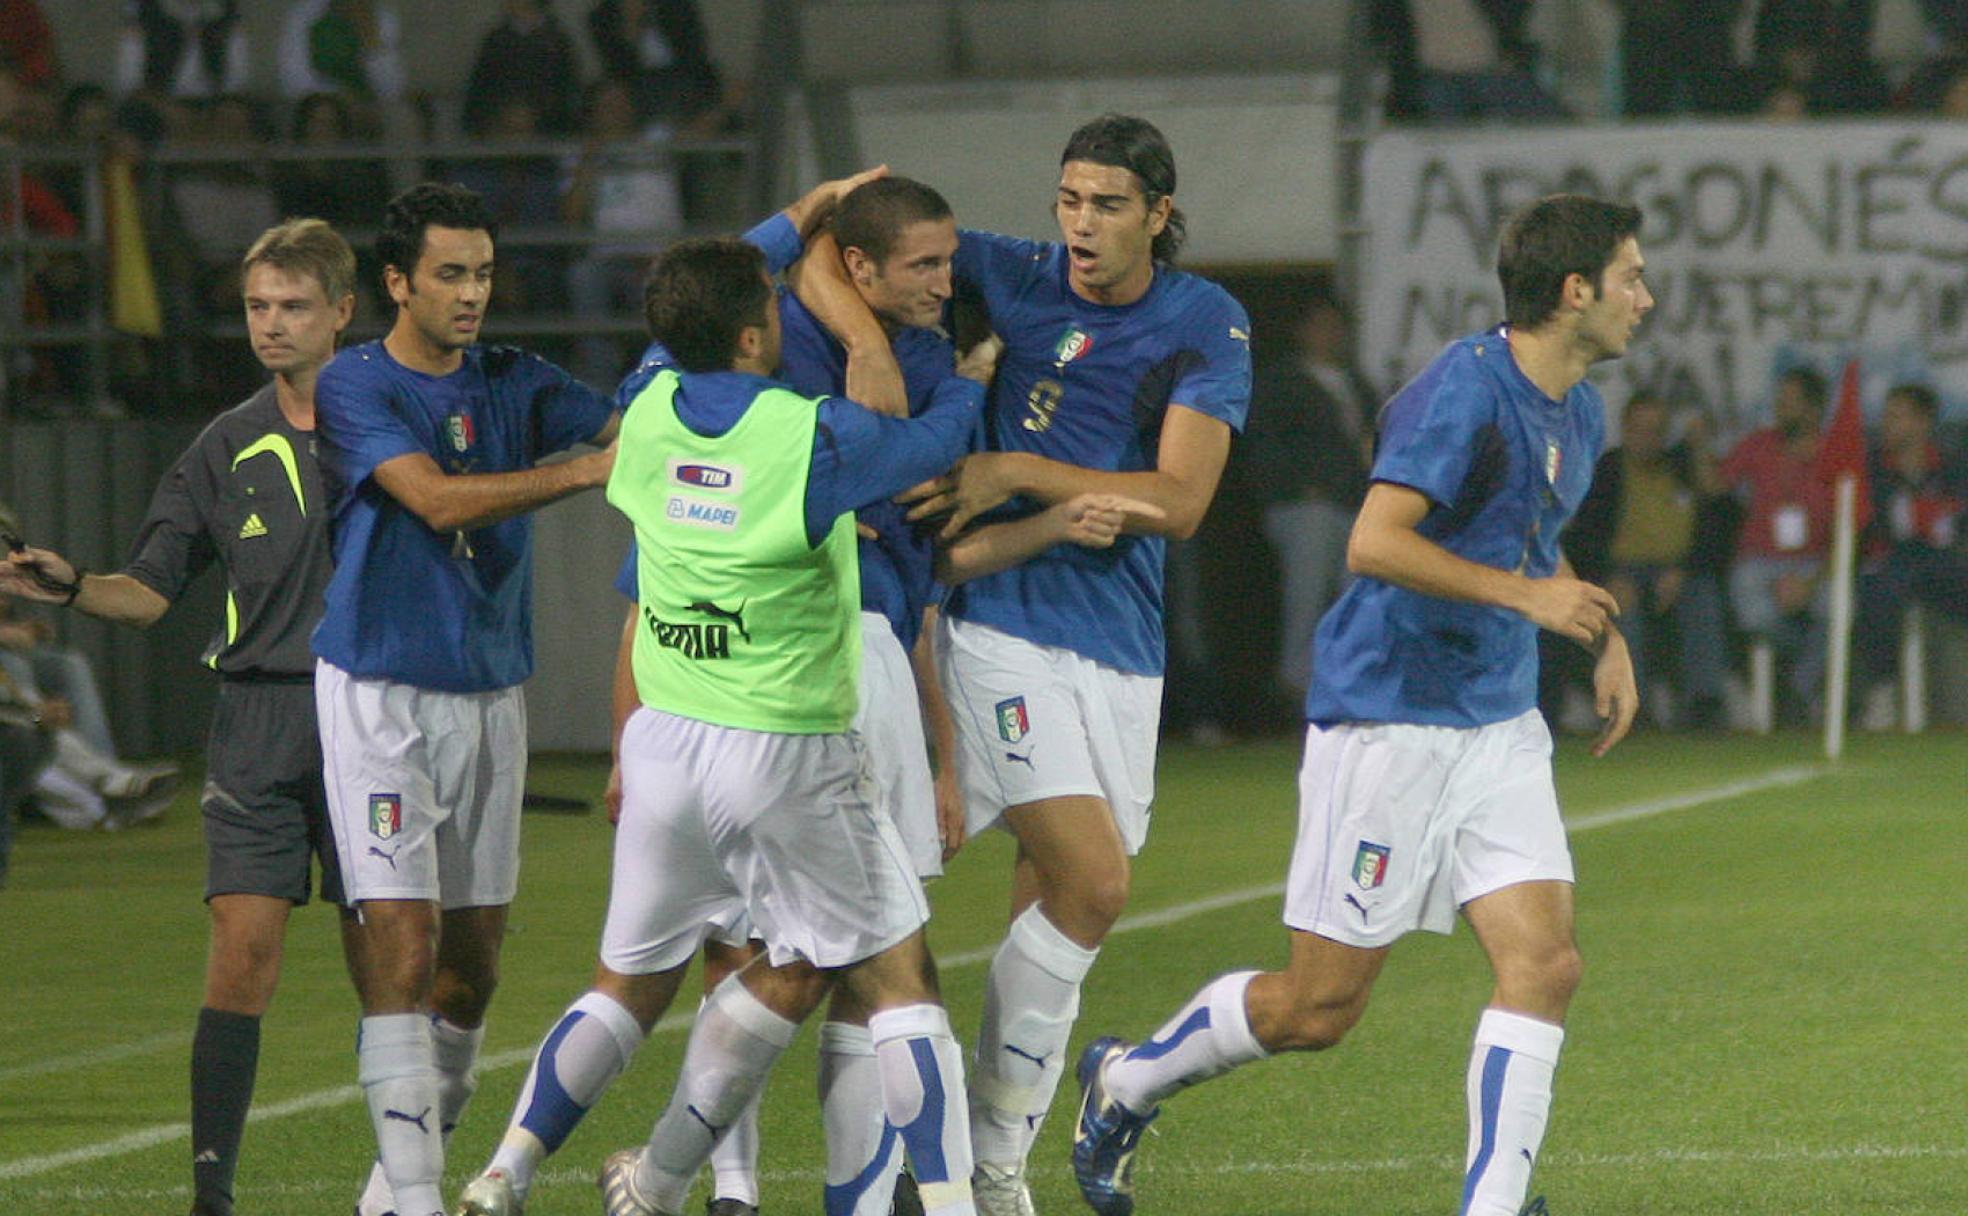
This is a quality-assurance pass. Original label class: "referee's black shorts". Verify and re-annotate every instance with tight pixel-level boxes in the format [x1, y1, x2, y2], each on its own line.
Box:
[203, 678, 345, 907]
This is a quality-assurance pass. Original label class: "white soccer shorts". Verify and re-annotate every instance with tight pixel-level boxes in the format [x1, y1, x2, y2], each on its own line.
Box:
[1282, 708, 1573, 949]
[315, 659, 526, 909]
[857, 612, 943, 878]
[936, 615, 1161, 855]
[600, 707, 929, 975]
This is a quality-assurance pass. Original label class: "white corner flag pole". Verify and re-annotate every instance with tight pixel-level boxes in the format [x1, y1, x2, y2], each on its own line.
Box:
[1823, 474, 1858, 761]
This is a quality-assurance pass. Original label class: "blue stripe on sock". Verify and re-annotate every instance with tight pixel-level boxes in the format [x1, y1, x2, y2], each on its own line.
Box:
[518, 1010, 590, 1152]
[895, 1038, 950, 1184]
[1460, 1045, 1511, 1216]
[822, 1122, 902, 1216]
[1126, 1005, 1212, 1063]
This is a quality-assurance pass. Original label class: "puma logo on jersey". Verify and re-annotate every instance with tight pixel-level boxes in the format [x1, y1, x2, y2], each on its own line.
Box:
[686, 599, 750, 643]
[238, 513, 268, 540]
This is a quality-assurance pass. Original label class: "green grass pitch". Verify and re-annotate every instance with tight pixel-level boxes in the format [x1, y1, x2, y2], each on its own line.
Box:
[3, 729, 1965, 1215]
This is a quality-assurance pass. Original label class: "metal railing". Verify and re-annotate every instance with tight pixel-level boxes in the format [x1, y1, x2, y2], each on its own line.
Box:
[0, 130, 760, 418]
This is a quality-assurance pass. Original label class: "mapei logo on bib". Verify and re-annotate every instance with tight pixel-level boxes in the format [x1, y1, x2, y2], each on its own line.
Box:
[446, 412, 474, 453]
[995, 695, 1030, 743]
[1053, 327, 1093, 364]
[665, 495, 740, 530]
[1352, 840, 1390, 889]
[669, 458, 743, 493]
[369, 793, 404, 840]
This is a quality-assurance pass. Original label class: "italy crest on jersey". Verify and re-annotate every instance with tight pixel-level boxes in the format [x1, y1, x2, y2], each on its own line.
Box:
[1352, 840, 1390, 889]
[369, 793, 403, 840]
[447, 412, 475, 453]
[1053, 328, 1093, 365]
[995, 696, 1030, 743]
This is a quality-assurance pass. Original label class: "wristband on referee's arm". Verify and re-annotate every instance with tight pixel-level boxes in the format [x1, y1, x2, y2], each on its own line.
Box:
[55, 567, 84, 607]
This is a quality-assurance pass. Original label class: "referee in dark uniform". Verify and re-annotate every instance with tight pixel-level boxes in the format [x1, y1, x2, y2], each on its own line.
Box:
[1, 218, 361, 1216]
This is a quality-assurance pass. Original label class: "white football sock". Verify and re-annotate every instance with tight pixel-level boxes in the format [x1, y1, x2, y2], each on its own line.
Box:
[1461, 1008, 1565, 1216]
[1105, 970, 1267, 1112]
[871, 1004, 974, 1216]
[430, 1015, 485, 1139]
[492, 990, 645, 1199]
[358, 1014, 445, 1216]
[636, 975, 797, 1213]
[819, 1021, 903, 1216]
[969, 905, 1098, 1168]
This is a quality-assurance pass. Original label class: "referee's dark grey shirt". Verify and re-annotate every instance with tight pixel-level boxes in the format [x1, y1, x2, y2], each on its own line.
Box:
[125, 384, 333, 678]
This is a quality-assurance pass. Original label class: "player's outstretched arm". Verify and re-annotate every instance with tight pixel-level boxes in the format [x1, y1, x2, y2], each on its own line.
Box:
[902, 405, 1230, 540]
[1348, 482, 1620, 649]
[1, 548, 170, 626]
[934, 493, 1164, 585]
[787, 231, 907, 417]
[371, 437, 618, 535]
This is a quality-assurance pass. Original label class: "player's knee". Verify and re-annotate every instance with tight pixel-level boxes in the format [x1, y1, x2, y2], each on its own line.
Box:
[1272, 989, 1368, 1052]
[1497, 941, 1583, 1012]
[1048, 871, 1130, 942]
[432, 958, 500, 1024]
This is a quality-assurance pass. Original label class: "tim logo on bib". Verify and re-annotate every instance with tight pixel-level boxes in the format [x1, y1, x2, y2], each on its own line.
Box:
[1353, 840, 1390, 889]
[370, 793, 404, 840]
[995, 696, 1030, 744]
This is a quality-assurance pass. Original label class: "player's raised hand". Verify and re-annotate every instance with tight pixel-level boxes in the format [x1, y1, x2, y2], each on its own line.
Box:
[1519, 575, 1619, 647]
[1, 546, 81, 604]
[784, 164, 890, 239]
[1591, 629, 1638, 757]
[1049, 493, 1165, 549]
[954, 332, 1004, 385]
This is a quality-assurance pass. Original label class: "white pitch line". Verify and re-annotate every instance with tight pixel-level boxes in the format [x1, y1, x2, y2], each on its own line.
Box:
[0, 763, 1826, 1183]
[0, 1031, 188, 1084]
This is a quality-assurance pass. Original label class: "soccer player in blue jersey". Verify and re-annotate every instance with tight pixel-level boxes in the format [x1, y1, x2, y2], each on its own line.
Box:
[1071, 194, 1650, 1216]
[311, 182, 621, 1216]
[833, 113, 1252, 1212]
[455, 174, 1145, 1216]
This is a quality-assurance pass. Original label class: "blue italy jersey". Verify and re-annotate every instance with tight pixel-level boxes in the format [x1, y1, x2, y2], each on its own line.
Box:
[947, 229, 1252, 675]
[777, 288, 956, 651]
[314, 340, 614, 691]
[1304, 326, 1605, 728]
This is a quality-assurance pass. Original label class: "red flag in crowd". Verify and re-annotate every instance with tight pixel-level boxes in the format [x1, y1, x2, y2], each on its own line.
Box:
[1817, 358, 1871, 534]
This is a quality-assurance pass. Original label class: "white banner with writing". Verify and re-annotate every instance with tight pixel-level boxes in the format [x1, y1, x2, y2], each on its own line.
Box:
[1360, 121, 1968, 433]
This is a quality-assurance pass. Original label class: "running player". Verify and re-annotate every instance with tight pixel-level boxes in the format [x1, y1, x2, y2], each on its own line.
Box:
[0, 219, 358, 1216]
[1071, 194, 1648, 1216]
[312, 182, 620, 1216]
[825, 113, 1254, 1212]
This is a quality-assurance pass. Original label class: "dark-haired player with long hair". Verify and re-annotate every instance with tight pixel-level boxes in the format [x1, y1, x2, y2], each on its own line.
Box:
[1071, 194, 1650, 1216]
[806, 113, 1254, 1214]
[311, 181, 619, 1216]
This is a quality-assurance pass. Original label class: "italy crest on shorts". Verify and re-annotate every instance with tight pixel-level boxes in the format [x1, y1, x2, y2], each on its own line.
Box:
[369, 793, 403, 840]
[995, 696, 1029, 743]
[1352, 840, 1390, 889]
[446, 412, 475, 453]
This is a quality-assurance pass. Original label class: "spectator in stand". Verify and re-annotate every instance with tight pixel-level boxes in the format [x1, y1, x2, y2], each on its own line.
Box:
[277, 0, 406, 105]
[0, 64, 83, 416]
[274, 93, 391, 318]
[1372, 0, 1566, 121]
[562, 76, 685, 389]
[586, 0, 724, 128]
[1749, 0, 1890, 114]
[1566, 394, 1730, 730]
[0, 0, 59, 90]
[451, 96, 568, 317]
[1241, 295, 1377, 702]
[461, 0, 582, 137]
[1718, 367, 1833, 721]
[116, 0, 248, 100]
[1615, 0, 1751, 116]
[1853, 384, 1968, 726]
[165, 94, 278, 318]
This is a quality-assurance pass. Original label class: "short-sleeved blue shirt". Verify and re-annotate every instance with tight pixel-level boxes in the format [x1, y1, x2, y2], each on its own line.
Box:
[776, 288, 955, 651]
[314, 341, 614, 691]
[947, 229, 1252, 676]
[1304, 327, 1605, 728]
